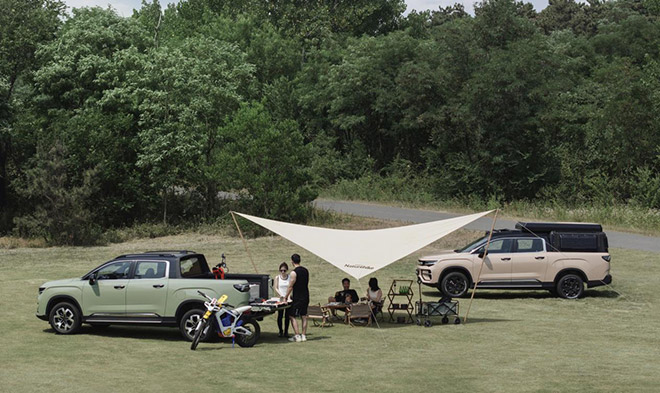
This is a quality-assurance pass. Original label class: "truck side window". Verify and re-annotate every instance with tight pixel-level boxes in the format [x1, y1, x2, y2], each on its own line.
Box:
[515, 238, 544, 253]
[96, 262, 132, 280]
[479, 239, 513, 254]
[135, 261, 166, 279]
[180, 257, 202, 277]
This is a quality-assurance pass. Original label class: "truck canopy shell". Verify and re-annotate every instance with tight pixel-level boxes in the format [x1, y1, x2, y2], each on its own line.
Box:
[516, 222, 603, 233]
[549, 232, 609, 252]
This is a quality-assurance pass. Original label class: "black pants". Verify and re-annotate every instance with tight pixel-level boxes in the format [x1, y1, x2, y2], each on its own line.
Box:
[277, 309, 289, 334]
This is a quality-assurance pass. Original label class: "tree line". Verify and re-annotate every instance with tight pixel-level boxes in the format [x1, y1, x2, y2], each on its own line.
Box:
[1, 0, 660, 244]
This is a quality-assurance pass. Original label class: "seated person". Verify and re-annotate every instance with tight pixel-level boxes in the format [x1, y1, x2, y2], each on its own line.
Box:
[344, 293, 357, 315]
[327, 278, 359, 316]
[366, 277, 383, 316]
[328, 278, 359, 304]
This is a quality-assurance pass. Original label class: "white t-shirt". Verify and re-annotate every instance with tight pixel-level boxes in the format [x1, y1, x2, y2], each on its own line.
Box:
[277, 274, 290, 297]
[368, 288, 381, 302]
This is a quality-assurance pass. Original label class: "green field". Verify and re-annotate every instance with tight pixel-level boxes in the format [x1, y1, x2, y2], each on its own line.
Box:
[1, 218, 659, 393]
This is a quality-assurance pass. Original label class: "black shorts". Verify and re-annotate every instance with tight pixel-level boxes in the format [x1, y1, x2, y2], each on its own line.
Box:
[287, 300, 309, 317]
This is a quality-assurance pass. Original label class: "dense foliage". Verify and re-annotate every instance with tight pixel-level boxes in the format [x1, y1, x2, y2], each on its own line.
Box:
[1, 0, 660, 244]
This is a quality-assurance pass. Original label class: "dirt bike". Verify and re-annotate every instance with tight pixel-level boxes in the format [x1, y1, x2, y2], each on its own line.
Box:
[190, 290, 260, 350]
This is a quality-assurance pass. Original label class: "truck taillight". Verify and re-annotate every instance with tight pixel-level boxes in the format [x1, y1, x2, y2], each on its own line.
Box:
[602, 255, 611, 262]
[233, 283, 250, 292]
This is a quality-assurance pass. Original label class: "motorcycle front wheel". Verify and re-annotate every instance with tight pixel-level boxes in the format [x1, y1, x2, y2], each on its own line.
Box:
[190, 318, 209, 350]
[235, 319, 260, 348]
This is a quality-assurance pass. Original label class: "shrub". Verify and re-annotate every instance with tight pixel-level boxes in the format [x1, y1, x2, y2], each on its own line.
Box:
[12, 142, 102, 245]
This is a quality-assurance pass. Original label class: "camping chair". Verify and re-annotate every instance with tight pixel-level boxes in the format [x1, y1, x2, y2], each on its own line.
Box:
[307, 304, 333, 328]
[347, 303, 372, 327]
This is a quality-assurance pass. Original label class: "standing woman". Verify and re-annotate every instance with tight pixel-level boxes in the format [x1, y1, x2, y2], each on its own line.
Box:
[273, 262, 290, 337]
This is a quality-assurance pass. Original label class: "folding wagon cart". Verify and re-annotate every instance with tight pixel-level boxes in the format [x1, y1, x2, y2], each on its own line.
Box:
[415, 279, 460, 327]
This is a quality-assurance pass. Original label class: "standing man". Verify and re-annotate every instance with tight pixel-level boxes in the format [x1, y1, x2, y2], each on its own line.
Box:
[283, 253, 309, 342]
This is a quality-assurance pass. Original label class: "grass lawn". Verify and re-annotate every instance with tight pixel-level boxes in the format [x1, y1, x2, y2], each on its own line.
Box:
[1, 217, 659, 393]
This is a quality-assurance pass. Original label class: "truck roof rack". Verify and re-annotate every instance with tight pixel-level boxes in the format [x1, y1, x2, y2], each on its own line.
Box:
[485, 228, 515, 236]
[145, 250, 196, 255]
[115, 250, 197, 259]
[515, 222, 603, 233]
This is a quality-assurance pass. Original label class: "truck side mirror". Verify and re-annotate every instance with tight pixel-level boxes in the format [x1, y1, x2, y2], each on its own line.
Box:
[478, 251, 487, 259]
[89, 272, 97, 285]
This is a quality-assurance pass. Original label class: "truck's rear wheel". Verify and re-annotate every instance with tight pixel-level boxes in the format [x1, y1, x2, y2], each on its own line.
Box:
[556, 274, 584, 299]
[180, 309, 211, 342]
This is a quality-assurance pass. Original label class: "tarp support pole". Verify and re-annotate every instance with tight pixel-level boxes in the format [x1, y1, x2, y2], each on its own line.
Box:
[231, 211, 259, 274]
[464, 208, 499, 323]
[355, 279, 388, 347]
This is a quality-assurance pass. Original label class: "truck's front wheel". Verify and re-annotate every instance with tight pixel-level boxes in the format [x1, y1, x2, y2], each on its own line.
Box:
[180, 309, 211, 342]
[49, 302, 82, 334]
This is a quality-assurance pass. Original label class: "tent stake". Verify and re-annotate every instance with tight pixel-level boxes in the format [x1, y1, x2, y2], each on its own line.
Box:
[231, 211, 259, 274]
[464, 208, 499, 323]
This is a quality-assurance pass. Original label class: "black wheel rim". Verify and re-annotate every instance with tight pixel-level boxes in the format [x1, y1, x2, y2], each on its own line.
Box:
[445, 276, 466, 296]
[560, 277, 581, 298]
[236, 322, 258, 346]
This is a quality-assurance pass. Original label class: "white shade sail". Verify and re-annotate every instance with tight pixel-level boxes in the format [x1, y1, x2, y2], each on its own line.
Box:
[235, 210, 493, 279]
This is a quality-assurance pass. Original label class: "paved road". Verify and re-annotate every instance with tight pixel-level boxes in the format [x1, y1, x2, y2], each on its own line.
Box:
[314, 199, 660, 253]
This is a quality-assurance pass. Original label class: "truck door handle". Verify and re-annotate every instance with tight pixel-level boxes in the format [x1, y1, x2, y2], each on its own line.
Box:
[153, 284, 165, 288]
[501, 257, 511, 261]
[535, 256, 545, 260]
[113, 285, 125, 289]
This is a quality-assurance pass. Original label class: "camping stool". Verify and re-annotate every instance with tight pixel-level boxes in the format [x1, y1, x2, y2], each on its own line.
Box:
[347, 303, 372, 327]
[308, 304, 333, 328]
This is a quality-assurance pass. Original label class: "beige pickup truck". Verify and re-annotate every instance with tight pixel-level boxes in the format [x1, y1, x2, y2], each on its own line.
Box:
[416, 222, 612, 299]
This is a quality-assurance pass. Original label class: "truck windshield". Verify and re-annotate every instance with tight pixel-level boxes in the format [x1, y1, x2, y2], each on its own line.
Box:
[456, 236, 487, 253]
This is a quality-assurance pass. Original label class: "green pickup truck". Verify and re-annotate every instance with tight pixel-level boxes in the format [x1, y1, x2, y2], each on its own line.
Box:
[36, 250, 272, 340]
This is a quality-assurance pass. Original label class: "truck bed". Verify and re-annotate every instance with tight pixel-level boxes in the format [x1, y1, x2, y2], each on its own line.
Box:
[184, 272, 271, 301]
